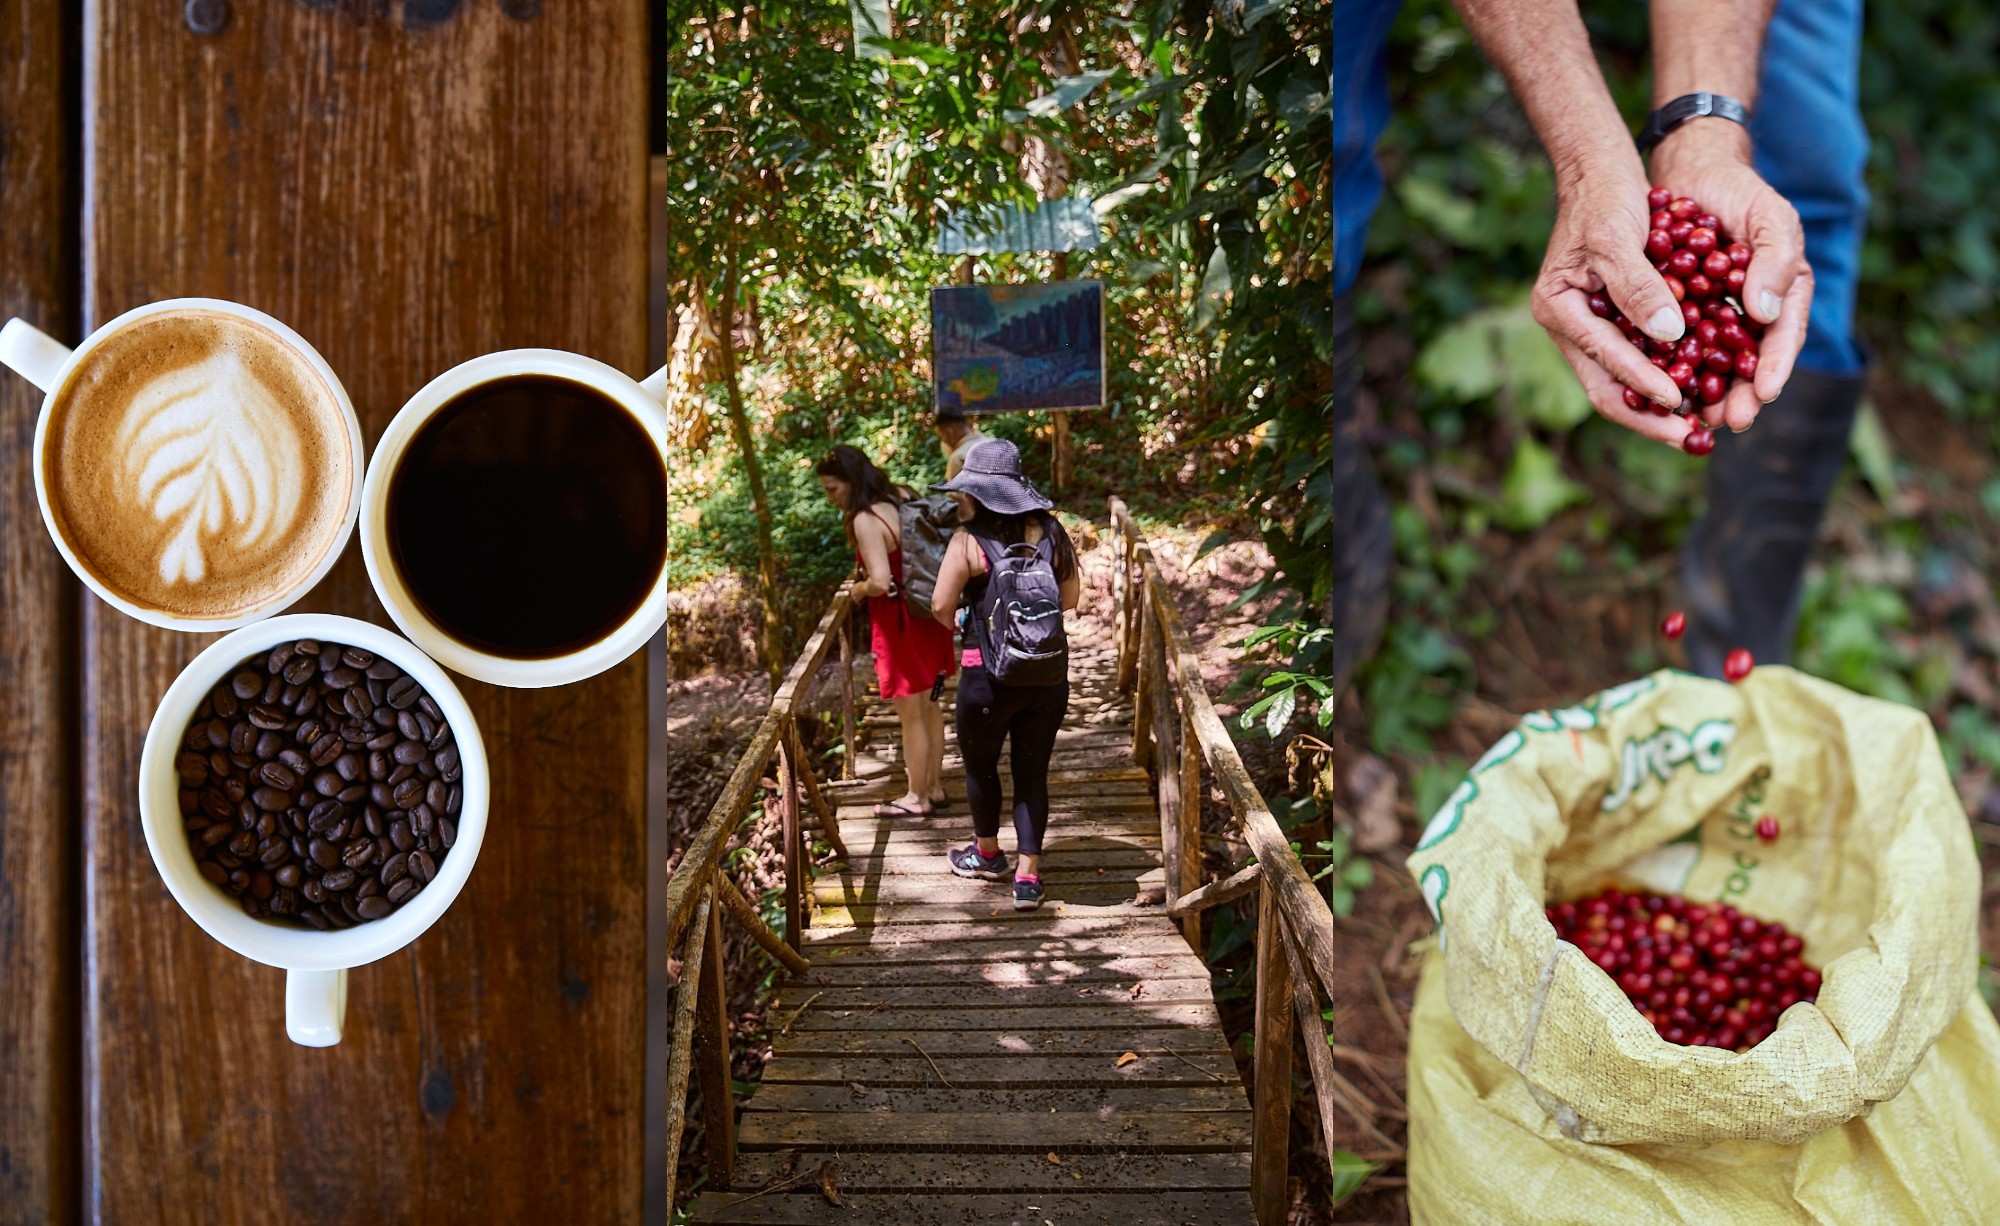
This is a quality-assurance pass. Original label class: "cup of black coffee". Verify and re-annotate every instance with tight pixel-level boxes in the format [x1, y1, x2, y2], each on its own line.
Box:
[139, 614, 488, 1046]
[360, 353, 670, 687]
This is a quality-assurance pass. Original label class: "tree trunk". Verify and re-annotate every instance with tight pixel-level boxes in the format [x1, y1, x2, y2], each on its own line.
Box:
[716, 237, 787, 684]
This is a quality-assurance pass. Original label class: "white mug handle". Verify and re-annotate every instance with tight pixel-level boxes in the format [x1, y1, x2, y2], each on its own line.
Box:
[286, 967, 348, 1047]
[0, 318, 73, 393]
[640, 365, 666, 403]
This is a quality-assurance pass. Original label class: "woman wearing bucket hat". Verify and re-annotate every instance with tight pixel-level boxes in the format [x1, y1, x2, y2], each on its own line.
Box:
[929, 439, 1080, 911]
[816, 445, 956, 818]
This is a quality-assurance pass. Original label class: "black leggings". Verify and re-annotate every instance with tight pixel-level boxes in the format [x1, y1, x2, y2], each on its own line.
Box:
[954, 666, 1069, 857]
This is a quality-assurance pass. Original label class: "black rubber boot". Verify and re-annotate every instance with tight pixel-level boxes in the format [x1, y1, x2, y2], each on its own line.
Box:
[1332, 291, 1392, 698]
[1680, 366, 1870, 678]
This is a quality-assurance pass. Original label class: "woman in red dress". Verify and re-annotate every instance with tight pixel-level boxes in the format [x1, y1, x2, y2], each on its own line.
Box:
[816, 446, 955, 817]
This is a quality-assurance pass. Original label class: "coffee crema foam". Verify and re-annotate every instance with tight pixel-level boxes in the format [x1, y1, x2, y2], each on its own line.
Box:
[44, 311, 352, 620]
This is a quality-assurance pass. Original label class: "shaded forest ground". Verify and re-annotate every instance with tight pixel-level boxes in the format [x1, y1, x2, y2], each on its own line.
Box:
[662, 517, 1358, 1218]
[1327, 379, 2000, 1223]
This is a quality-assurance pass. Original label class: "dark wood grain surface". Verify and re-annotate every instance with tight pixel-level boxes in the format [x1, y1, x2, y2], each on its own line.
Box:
[78, 3, 649, 1221]
[0, 1, 78, 1221]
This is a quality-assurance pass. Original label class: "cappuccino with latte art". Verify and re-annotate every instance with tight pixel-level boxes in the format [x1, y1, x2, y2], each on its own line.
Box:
[38, 309, 356, 622]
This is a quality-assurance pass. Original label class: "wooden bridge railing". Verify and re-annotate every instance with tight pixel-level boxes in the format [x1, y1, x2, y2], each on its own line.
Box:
[1109, 497, 1347, 1226]
[659, 583, 859, 1206]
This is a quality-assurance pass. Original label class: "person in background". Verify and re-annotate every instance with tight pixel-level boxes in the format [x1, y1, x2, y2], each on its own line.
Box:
[933, 403, 991, 482]
[1335, 0, 1866, 690]
[816, 445, 953, 817]
[930, 439, 1080, 912]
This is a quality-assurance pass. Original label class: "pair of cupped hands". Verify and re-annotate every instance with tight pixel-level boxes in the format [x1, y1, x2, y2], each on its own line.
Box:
[1532, 124, 1814, 448]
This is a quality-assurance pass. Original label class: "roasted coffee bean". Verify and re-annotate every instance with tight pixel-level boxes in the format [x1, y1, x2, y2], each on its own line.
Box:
[255, 812, 278, 840]
[199, 861, 228, 886]
[365, 658, 399, 680]
[240, 897, 263, 918]
[275, 864, 302, 888]
[370, 782, 394, 808]
[259, 762, 299, 790]
[222, 777, 247, 804]
[205, 718, 230, 748]
[409, 850, 436, 884]
[387, 878, 418, 904]
[232, 671, 264, 700]
[201, 822, 233, 847]
[204, 751, 230, 779]
[439, 818, 456, 850]
[228, 752, 255, 771]
[364, 806, 385, 837]
[322, 867, 356, 892]
[278, 748, 310, 775]
[388, 763, 415, 787]
[410, 804, 434, 836]
[296, 719, 324, 746]
[339, 896, 362, 922]
[417, 694, 442, 722]
[369, 751, 389, 781]
[293, 639, 320, 657]
[270, 888, 296, 916]
[228, 869, 250, 892]
[393, 778, 426, 809]
[340, 720, 370, 744]
[259, 840, 290, 868]
[390, 819, 415, 852]
[416, 711, 438, 742]
[381, 852, 410, 885]
[437, 745, 461, 781]
[293, 689, 320, 717]
[311, 734, 343, 767]
[177, 752, 209, 786]
[250, 871, 275, 900]
[290, 834, 309, 860]
[231, 723, 257, 755]
[247, 705, 287, 731]
[212, 689, 239, 719]
[214, 850, 243, 869]
[342, 838, 375, 869]
[323, 818, 349, 843]
[445, 783, 463, 816]
[228, 830, 256, 856]
[262, 674, 283, 704]
[365, 730, 397, 752]
[281, 681, 303, 707]
[341, 688, 370, 720]
[357, 896, 393, 920]
[397, 711, 423, 742]
[392, 739, 426, 766]
[342, 647, 374, 669]
[236, 801, 259, 829]
[372, 706, 398, 730]
[366, 677, 387, 704]
[425, 780, 448, 812]
[307, 798, 344, 830]
[417, 758, 439, 780]
[200, 789, 231, 820]
[179, 789, 201, 816]
[301, 908, 329, 929]
[356, 877, 382, 900]
[283, 656, 316, 686]
[335, 786, 365, 806]
[266, 645, 294, 673]
[251, 787, 290, 812]
[318, 643, 342, 671]
[310, 770, 341, 797]
[309, 838, 340, 869]
[387, 676, 421, 709]
[335, 752, 364, 783]
[302, 877, 326, 904]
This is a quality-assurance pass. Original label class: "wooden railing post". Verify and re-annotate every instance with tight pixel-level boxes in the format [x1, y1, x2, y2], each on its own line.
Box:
[1177, 704, 1204, 945]
[1131, 594, 1158, 771]
[662, 886, 716, 1211]
[787, 720, 848, 861]
[695, 884, 734, 1192]
[778, 725, 804, 952]
[838, 621, 856, 780]
[1251, 880, 1296, 1225]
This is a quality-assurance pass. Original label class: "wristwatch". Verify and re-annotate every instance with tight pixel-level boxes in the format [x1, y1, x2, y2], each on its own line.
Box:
[1636, 93, 1750, 153]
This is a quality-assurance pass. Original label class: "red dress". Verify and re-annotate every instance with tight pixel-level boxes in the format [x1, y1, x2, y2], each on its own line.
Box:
[858, 507, 956, 699]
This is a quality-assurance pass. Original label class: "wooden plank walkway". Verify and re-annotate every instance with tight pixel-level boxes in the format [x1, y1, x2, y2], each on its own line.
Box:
[691, 647, 1254, 1224]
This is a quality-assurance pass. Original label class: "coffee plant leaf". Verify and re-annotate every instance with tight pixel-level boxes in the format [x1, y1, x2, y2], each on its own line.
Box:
[1497, 435, 1586, 531]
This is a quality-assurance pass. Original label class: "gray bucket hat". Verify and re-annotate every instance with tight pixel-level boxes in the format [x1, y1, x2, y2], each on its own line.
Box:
[930, 438, 1054, 514]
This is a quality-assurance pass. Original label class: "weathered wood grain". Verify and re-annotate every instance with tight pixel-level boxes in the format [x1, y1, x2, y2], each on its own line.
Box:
[783, 953, 1210, 987]
[729, 1151, 1251, 1193]
[80, 4, 648, 1222]
[0, 0, 77, 1218]
[752, 1052, 1237, 1087]
[770, 1028, 1233, 1059]
[741, 1084, 1249, 1114]
[735, 1110, 1253, 1152]
[692, 1190, 1255, 1224]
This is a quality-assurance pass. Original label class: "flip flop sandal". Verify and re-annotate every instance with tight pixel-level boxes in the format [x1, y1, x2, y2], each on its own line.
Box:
[872, 800, 934, 818]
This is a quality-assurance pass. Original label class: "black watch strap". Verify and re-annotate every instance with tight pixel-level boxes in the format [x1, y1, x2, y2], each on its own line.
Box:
[1636, 92, 1750, 152]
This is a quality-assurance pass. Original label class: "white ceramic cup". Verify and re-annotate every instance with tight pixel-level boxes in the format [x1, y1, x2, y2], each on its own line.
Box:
[0, 299, 366, 632]
[139, 614, 489, 1046]
[359, 350, 670, 688]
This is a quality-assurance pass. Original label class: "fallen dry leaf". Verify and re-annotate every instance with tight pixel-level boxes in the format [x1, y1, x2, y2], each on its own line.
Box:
[1046, 1152, 1061, 1164]
[817, 1161, 841, 1207]
[1115, 1052, 1138, 1067]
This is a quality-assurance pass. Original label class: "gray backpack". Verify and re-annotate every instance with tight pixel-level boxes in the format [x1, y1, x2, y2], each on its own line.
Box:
[897, 494, 961, 625]
[972, 525, 1068, 686]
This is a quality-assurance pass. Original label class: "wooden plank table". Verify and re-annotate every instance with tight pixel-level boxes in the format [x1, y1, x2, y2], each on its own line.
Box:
[2, 4, 652, 1221]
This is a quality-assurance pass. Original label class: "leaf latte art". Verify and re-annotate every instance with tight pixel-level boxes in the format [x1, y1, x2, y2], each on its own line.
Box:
[115, 348, 306, 585]
[42, 310, 354, 621]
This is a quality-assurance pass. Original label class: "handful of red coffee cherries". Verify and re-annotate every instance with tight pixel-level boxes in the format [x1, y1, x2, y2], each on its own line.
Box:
[1550, 888, 1820, 1052]
[1590, 187, 1766, 457]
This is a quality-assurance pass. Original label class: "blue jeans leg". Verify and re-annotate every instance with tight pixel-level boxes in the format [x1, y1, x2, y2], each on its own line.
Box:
[1333, 0, 1405, 295]
[1751, 0, 1870, 376]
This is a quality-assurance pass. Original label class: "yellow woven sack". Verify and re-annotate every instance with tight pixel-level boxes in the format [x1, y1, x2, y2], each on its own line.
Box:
[1404, 666, 2000, 1223]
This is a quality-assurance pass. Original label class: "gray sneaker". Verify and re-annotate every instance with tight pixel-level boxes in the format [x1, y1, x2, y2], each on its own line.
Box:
[948, 844, 1008, 881]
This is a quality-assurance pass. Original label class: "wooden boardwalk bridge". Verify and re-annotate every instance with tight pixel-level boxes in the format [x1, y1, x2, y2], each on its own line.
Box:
[665, 502, 1342, 1224]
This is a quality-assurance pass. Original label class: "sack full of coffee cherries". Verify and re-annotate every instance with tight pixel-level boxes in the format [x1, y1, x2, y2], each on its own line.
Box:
[1404, 667, 2000, 1223]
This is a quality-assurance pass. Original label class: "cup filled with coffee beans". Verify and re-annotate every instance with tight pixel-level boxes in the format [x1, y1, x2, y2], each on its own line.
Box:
[0, 300, 364, 630]
[139, 613, 487, 1047]
[359, 351, 670, 688]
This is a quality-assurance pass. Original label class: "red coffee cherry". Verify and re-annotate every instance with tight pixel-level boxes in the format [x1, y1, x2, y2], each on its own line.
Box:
[1755, 816, 1780, 843]
[1649, 186, 1673, 211]
[1682, 426, 1715, 456]
[1661, 610, 1687, 639]
[1724, 648, 1754, 681]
